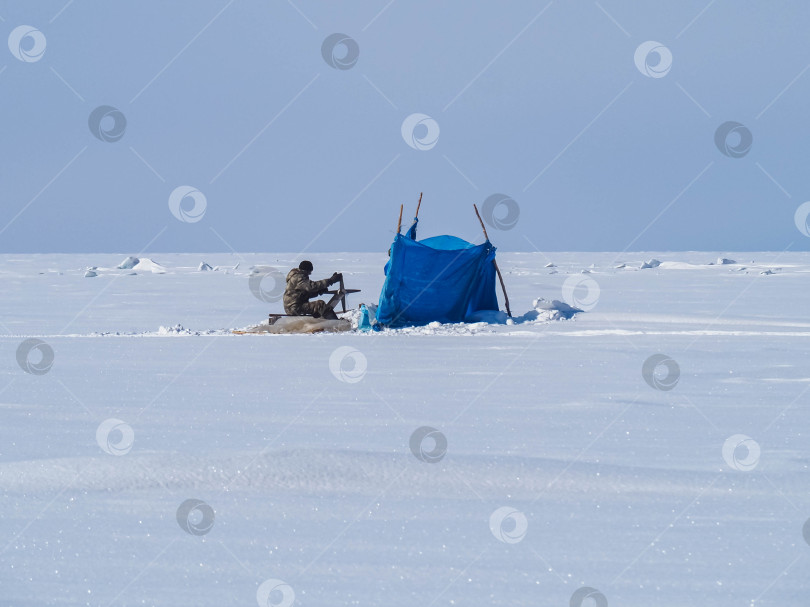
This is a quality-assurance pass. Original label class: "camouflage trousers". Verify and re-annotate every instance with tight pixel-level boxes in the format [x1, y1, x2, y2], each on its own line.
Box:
[287, 300, 338, 320]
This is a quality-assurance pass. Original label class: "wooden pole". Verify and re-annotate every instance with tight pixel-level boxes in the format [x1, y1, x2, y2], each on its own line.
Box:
[473, 203, 491, 241]
[407, 192, 423, 237]
[396, 204, 403, 234]
[473, 203, 512, 318]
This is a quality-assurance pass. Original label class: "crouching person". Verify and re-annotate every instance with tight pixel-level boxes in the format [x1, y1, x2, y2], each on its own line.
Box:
[283, 260, 342, 319]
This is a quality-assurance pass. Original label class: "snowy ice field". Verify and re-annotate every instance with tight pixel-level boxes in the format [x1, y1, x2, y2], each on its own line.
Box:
[2, 251, 810, 606]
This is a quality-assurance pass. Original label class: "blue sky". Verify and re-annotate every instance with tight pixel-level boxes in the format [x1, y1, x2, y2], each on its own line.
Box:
[1, 0, 810, 253]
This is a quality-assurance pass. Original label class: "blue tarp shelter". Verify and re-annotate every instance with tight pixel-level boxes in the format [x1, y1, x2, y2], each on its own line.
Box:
[376, 230, 500, 327]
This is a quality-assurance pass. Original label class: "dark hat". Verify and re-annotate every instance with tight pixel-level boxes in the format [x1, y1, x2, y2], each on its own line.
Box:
[298, 260, 313, 274]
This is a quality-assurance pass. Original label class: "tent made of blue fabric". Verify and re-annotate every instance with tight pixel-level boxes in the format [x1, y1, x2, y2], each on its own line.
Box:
[376, 233, 499, 326]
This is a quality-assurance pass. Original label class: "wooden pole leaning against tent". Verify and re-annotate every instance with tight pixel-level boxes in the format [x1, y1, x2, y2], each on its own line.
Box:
[407, 192, 423, 236]
[473, 203, 512, 318]
[396, 204, 403, 234]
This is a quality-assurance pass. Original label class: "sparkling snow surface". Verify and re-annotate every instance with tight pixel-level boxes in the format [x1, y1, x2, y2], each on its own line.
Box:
[1, 252, 809, 607]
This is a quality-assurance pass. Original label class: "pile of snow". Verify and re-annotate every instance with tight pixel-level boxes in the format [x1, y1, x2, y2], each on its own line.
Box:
[525, 297, 581, 321]
[157, 324, 191, 335]
[115, 256, 166, 273]
[716, 257, 736, 265]
[116, 256, 139, 269]
[198, 262, 213, 271]
[133, 258, 166, 273]
[640, 258, 662, 269]
[90, 327, 228, 337]
[152, 324, 227, 336]
[340, 304, 378, 331]
[84, 268, 98, 278]
[211, 263, 239, 272]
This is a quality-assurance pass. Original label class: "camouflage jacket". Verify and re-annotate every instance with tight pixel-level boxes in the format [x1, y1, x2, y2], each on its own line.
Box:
[283, 268, 332, 314]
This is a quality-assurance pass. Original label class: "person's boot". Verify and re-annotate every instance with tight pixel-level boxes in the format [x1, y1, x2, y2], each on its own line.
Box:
[322, 307, 338, 321]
